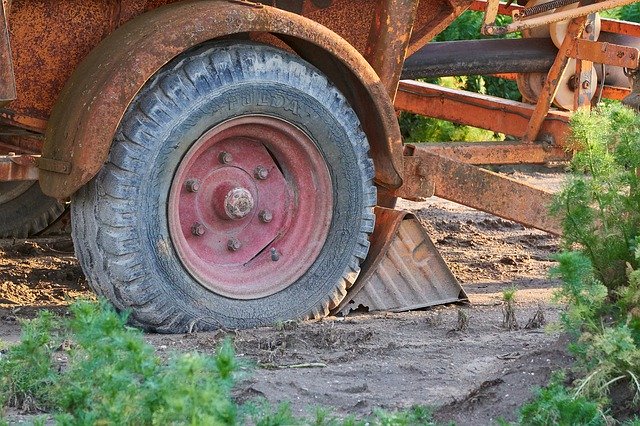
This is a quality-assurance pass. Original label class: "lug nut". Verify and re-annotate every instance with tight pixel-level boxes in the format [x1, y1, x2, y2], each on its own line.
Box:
[227, 238, 242, 252]
[185, 179, 201, 193]
[218, 151, 233, 164]
[258, 210, 273, 223]
[191, 223, 206, 237]
[254, 165, 269, 180]
[270, 248, 280, 261]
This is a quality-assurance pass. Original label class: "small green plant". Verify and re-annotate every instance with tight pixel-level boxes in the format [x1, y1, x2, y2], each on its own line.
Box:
[502, 287, 519, 331]
[0, 311, 60, 413]
[518, 373, 604, 426]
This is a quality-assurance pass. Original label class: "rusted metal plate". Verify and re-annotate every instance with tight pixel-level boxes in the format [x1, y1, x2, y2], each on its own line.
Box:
[399, 150, 563, 235]
[0, 1, 15, 107]
[0, 154, 38, 181]
[40, 1, 403, 199]
[3, 0, 129, 131]
[395, 80, 571, 144]
[568, 38, 640, 69]
[403, 142, 571, 165]
[407, 0, 472, 56]
[336, 207, 467, 315]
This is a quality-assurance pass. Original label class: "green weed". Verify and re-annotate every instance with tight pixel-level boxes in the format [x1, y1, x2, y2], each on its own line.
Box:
[0, 311, 60, 413]
[518, 374, 604, 426]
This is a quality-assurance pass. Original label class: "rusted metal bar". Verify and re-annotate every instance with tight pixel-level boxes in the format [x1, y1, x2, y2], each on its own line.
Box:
[601, 19, 640, 38]
[396, 80, 571, 143]
[365, 0, 420, 101]
[0, 154, 39, 181]
[402, 38, 558, 79]
[482, 0, 501, 27]
[470, 0, 523, 15]
[602, 85, 630, 100]
[398, 149, 563, 234]
[485, 0, 637, 35]
[573, 16, 597, 110]
[404, 142, 571, 165]
[523, 17, 586, 143]
[568, 38, 640, 69]
[0, 0, 16, 107]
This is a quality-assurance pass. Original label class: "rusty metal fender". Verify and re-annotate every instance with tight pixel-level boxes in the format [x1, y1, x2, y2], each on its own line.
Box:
[39, 0, 403, 199]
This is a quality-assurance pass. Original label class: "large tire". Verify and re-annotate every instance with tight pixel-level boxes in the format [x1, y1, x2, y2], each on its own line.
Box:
[72, 41, 376, 332]
[0, 181, 65, 238]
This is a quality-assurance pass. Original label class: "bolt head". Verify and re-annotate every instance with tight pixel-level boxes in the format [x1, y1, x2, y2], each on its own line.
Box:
[191, 223, 206, 237]
[254, 166, 269, 180]
[270, 247, 280, 261]
[218, 151, 233, 164]
[585, 23, 593, 33]
[259, 210, 273, 223]
[582, 80, 590, 89]
[227, 238, 242, 252]
[185, 179, 201, 193]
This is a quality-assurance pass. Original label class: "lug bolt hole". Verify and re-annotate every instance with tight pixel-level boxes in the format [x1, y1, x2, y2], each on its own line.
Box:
[191, 223, 206, 237]
[259, 210, 273, 223]
[227, 238, 242, 252]
[218, 151, 233, 164]
[270, 248, 280, 261]
[185, 179, 200, 193]
[254, 165, 269, 180]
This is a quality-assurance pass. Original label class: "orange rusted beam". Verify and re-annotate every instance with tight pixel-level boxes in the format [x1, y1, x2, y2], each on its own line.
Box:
[404, 142, 570, 165]
[602, 85, 630, 100]
[365, 0, 420, 101]
[0, 154, 39, 181]
[470, 0, 523, 15]
[396, 80, 571, 143]
[398, 149, 563, 234]
[569, 39, 640, 69]
[601, 18, 640, 38]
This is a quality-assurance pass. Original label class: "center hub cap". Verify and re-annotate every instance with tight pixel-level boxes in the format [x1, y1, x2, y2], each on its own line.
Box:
[224, 187, 254, 219]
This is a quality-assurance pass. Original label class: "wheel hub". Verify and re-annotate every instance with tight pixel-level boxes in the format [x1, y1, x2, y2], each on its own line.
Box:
[224, 187, 254, 220]
[168, 116, 333, 299]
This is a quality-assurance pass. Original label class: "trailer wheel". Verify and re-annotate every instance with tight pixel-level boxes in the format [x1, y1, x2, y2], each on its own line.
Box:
[71, 41, 376, 332]
[0, 182, 65, 238]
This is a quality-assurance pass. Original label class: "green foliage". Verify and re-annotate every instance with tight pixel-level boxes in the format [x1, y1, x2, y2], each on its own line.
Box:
[0, 311, 60, 412]
[0, 301, 241, 425]
[602, 4, 640, 22]
[552, 103, 640, 291]
[548, 103, 640, 415]
[0, 300, 441, 425]
[519, 374, 604, 426]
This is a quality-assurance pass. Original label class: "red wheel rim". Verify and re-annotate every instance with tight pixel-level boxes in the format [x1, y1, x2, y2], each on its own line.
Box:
[168, 116, 333, 299]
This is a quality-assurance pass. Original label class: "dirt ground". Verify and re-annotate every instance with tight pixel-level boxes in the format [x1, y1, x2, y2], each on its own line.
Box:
[0, 166, 574, 425]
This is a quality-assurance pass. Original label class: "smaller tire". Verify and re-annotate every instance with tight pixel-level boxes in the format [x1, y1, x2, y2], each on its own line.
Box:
[0, 181, 66, 238]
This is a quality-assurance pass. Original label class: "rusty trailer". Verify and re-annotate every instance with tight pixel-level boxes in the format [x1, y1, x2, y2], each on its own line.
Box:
[0, 0, 639, 331]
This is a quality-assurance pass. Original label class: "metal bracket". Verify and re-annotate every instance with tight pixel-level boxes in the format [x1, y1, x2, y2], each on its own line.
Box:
[37, 157, 71, 174]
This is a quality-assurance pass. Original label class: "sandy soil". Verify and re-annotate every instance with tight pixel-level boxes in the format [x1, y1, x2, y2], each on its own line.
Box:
[0, 166, 573, 424]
